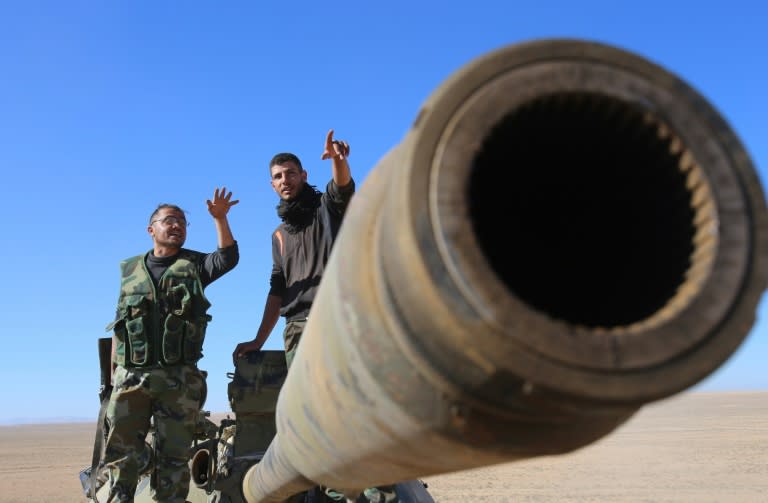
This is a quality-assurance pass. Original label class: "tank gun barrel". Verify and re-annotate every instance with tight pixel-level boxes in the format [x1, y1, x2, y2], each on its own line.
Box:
[243, 38, 768, 502]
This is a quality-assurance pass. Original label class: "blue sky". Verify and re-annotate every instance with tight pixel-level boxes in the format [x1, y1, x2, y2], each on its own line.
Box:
[0, 1, 766, 424]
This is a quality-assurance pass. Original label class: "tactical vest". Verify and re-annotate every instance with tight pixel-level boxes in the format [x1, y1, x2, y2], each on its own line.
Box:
[105, 250, 212, 367]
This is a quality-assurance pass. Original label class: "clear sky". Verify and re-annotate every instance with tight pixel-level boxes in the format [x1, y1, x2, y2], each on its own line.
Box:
[1, 1, 766, 424]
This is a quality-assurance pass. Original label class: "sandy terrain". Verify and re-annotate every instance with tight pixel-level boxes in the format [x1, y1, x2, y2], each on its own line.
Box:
[0, 391, 765, 503]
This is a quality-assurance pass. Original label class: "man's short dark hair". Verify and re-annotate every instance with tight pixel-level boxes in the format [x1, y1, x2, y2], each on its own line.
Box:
[270, 153, 303, 173]
[149, 204, 186, 225]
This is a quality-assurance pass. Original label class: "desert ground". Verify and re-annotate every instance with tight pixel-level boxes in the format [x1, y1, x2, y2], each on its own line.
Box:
[0, 391, 765, 503]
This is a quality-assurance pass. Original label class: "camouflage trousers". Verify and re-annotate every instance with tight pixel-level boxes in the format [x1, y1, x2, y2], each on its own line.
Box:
[103, 364, 206, 502]
[283, 318, 307, 369]
[283, 320, 399, 503]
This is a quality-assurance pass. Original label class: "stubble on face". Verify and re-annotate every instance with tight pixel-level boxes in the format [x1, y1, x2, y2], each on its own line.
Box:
[149, 209, 187, 253]
[271, 162, 306, 201]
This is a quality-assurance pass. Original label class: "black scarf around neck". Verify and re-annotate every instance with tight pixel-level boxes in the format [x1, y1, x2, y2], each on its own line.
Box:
[277, 184, 322, 233]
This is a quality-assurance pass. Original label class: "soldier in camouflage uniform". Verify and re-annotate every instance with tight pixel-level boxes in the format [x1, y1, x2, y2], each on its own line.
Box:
[103, 188, 239, 502]
[233, 131, 398, 503]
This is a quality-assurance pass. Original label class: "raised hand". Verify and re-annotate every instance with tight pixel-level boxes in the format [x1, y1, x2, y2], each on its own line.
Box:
[207, 187, 240, 219]
[321, 129, 350, 161]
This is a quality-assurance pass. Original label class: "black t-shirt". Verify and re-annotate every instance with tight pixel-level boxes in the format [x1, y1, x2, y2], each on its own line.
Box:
[145, 242, 240, 288]
[268, 180, 354, 320]
[112, 243, 239, 322]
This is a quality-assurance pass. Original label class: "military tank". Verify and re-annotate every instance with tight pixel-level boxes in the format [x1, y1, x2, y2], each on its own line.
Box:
[82, 37, 768, 503]
[80, 343, 434, 502]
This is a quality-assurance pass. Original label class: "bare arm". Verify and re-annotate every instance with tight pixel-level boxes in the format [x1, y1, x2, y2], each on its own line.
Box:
[321, 129, 352, 188]
[233, 294, 282, 360]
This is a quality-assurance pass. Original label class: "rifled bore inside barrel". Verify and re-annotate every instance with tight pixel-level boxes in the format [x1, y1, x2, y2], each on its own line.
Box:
[470, 92, 711, 329]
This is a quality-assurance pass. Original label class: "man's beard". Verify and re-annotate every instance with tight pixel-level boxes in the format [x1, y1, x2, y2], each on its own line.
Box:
[277, 184, 322, 233]
[156, 235, 185, 249]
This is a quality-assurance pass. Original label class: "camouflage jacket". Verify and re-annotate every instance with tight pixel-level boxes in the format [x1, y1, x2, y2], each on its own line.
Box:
[106, 250, 213, 368]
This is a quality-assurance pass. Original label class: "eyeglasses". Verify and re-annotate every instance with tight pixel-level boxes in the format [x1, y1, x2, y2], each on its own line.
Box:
[151, 216, 190, 227]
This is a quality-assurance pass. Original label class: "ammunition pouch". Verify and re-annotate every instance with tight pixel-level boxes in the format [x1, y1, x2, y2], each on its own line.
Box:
[107, 294, 211, 368]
